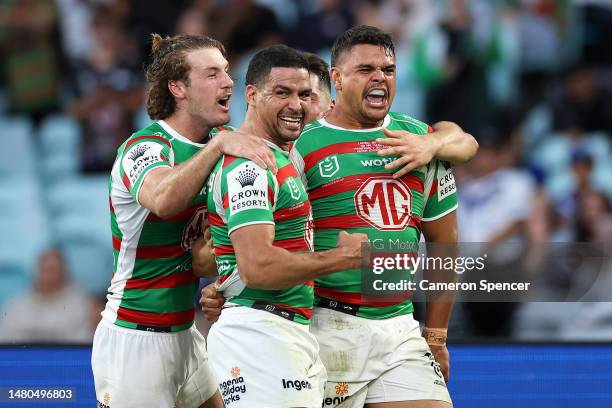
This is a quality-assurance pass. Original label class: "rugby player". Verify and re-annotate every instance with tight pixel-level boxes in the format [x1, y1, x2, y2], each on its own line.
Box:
[203, 45, 367, 407]
[92, 34, 276, 408]
[303, 52, 334, 121]
[201, 26, 477, 408]
[290, 25, 464, 407]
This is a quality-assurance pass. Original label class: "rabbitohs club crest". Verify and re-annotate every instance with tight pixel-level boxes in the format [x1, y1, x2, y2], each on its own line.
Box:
[181, 206, 207, 251]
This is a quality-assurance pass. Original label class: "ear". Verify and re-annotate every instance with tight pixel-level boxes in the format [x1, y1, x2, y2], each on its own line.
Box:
[168, 80, 186, 100]
[245, 84, 258, 107]
[331, 68, 341, 92]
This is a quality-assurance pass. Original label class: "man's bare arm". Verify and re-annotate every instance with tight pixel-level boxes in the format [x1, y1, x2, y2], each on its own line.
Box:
[139, 131, 277, 218]
[376, 121, 478, 178]
[421, 210, 459, 382]
[231, 225, 366, 290]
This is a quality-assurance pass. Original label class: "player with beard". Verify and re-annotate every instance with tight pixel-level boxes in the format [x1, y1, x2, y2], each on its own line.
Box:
[92, 34, 276, 408]
[204, 45, 367, 407]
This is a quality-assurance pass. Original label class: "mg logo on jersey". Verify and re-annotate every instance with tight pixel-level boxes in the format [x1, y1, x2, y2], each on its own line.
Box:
[354, 177, 412, 231]
[319, 155, 339, 178]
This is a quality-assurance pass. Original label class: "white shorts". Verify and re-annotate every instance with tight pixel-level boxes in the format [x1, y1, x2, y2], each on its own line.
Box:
[311, 308, 452, 407]
[91, 319, 219, 408]
[207, 306, 326, 408]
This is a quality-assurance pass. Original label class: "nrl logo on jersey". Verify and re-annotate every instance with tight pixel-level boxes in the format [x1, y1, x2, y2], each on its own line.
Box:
[286, 177, 301, 200]
[319, 155, 339, 178]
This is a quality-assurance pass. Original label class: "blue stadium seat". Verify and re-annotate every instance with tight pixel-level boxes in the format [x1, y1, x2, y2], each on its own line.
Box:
[38, 115, 81, 180]
[528, 133, 571, 174]
[46, 175, 109, 222]
[0, 116, 36, 179]
[0, 176, 50, 274]
[52, 215, 112, 295]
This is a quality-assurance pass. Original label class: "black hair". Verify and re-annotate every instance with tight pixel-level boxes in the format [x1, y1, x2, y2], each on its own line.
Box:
[303, 52, 331, 94]
[330, 25, 395, 67]
[246, 45, 309, 87]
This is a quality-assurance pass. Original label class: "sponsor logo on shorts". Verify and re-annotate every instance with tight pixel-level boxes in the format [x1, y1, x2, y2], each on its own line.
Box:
[322, 383, 350, 406]
[335, 383, 349, 396]
[424, 351, 447, 387]
[282, 378, 312, 391]
[220, 367, 247, 405]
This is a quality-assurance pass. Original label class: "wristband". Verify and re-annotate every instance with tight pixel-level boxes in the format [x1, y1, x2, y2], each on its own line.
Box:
[422, 327, 447, 346]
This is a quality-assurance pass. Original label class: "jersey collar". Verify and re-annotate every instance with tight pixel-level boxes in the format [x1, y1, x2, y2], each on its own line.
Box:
[158, 120, 206, 147]
[262, 139, 289, 155]
[318, 115, 391, 132]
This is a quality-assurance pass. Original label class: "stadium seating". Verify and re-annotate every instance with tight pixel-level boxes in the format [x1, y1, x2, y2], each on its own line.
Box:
[38, 114, 81, 180]
[0, 116, 36, 179]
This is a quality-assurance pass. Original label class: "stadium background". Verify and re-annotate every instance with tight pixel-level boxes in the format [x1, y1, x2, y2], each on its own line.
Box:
[0, 0, 611, 406]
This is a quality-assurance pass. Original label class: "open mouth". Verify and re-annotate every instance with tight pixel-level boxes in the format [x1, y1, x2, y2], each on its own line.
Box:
[279, 115, 303, 131]
[217, 95, 231, 110]
[365, 88, 387, 108]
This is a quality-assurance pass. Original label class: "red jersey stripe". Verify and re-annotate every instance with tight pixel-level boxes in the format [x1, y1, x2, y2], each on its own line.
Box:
[273, 201, 311, 223]
[315, 286, 408, 307]
[215, 245, 235, 256]
[271, 302, 313, 319]
[117, 307, 195, 327]
[112, 236, 122, 251]
[125, 269, 198, 290]
[208, 212, 224, 227]
[276, 163, 298, 186]
[136, 243, 186, 259]
[273, 237, 310, 252]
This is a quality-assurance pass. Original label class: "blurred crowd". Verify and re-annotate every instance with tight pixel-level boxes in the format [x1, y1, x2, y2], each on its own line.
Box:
[0, 0, 611, 343]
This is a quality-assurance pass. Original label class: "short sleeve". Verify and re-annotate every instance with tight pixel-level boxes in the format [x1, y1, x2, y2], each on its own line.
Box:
[223, 160, 277, 235]
[119, 137, 172, 202]
[422, 160, 458, 221]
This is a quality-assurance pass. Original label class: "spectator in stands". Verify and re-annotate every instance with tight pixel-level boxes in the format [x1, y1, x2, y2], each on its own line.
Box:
[69, 4, 144, 173]
[0, 0, 61, 124]
[457, 121, 536, 336]
[0, 249, 92, 343]
[289, 0, 354, 53]
[551, 65, 612, 137]
[209, 0, 282, 62]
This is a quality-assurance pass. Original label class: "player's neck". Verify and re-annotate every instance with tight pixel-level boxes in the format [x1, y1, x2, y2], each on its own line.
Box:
[241, 111, 290, 151]
[163, 111, 212, 144]
[325, 104, 383, 130]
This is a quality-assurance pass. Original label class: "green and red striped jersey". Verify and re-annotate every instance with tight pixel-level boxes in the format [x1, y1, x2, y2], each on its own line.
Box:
[105, 121, 232, 331]
[207, 140, 315, 324]
[290, 112, 458, 320]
